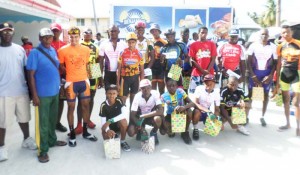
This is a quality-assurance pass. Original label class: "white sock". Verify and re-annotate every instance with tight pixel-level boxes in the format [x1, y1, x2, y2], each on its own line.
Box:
[193, 123, 200, 130]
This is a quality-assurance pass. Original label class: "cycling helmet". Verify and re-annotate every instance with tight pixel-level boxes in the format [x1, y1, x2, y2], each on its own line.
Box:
[164, 28, 176, 36]
[135, 21, 146, 28]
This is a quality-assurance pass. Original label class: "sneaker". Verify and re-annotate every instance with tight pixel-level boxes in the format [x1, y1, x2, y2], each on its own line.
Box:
[87, 121, 96, 129]
[192, 129, 200, 140]
[56, 123, 67, 132]
[150, 130, 159, 145]
[0, 146, 8, 162]
[68, 139, 77, 147]
[38, 153, 49, 163]
[121, 142, 131, 152]
[260, 118, 267, 127]
[237, 125, 250, 136]
[22, 137, 37, 150]
[181, 131, 192, 145]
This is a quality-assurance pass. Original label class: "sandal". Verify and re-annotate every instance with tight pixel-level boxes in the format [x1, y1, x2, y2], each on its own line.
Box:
[277, 125, 291, 132]
[55, 140, 67, 146]
[83, 134, 98, 142]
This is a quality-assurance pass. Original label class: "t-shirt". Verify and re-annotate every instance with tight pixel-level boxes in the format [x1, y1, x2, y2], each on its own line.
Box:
[189, 40, 217, 76]
[217, 43, 245, 71]
[247, 41, 277, 70]
[51, 40, 66, 52]
[277, 38, 300, 70]
[153, 38, 168, 59]
[136, 38, 154, 64]
[220, 86, 249, 108]
[58, 44, 90, 82]
[22, 43, 33, 57]
[99, 98, 124, 120]
[0, 43, 28, 97]
[26, 44, 60, 97]
[160, 42, 187, 70]
[131, 90, 162, 115]
[99, 39, 127, 72]
[118, 48, 144, 76]
[161, 88, 188, 114]
[194, 85, 220, 109]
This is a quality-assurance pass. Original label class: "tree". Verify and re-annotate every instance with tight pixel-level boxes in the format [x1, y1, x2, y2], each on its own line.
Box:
[247, 0, 278, 27]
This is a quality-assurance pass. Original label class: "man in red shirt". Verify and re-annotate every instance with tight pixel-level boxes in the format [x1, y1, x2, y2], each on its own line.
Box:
[189, 26, 217, 93]
[50, 23, 67, 132]
[21, 36, 33, 57]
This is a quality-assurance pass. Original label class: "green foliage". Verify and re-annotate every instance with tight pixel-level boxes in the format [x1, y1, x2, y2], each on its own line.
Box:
[247, 0, 276, 27]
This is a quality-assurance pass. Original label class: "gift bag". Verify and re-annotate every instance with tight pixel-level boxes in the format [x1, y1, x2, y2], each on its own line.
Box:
[168, 64, 182, 81]
[87, 63, 102, 79]
[204, 114, 222, 137]
[276, 94, 283, 106]
[103, 138, 121, 159]
[171, 112, 186, 133]
[251, 87, 264, 101]
[183, 76, 190, 90]
[141, 136, 155, 154]
[231, 107, 247, 124]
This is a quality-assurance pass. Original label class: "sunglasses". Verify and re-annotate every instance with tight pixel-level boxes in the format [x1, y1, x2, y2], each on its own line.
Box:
[1, 30, 13, 35]
[68, 29, 80, 35]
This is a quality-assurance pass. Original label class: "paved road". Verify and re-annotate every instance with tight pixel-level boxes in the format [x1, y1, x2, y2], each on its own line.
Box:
[2, 88, 300, 175]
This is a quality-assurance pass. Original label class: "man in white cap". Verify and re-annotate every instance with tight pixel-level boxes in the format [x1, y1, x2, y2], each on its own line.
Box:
[27, 28, 67, 163]
[0, 22, 37, 162]
[128, 79, 164, 145]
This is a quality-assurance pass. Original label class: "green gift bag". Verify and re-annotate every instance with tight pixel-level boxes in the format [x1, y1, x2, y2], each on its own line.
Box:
[171, 112, 186, 133]
[276, 94, 283, 106]
[183, 76, 190, 90]
[87, 63, 102, 79]
[204, 113, 222, 137]
[167, 64, 182, 81]
[231, 107, 247, 124]
[252, 87, 264, 101]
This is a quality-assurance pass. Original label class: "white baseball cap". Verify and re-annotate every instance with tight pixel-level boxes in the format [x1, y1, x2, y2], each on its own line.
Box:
[139, 79, 152, 88]
[39, 28, 54, 37]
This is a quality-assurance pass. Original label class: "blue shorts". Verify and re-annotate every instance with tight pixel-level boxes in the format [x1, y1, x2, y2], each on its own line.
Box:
[65, 80, 90, 102]
[248, 69, 272, 92]
[199, 112, 208, 124]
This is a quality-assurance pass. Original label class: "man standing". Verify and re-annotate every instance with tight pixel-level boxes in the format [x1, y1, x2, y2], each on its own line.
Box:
[135, 21, 155, 80]
[276, 25, 300, 135]
[0, 22, 37, 162]
[27, 28, 67, 163]
[150, 23, 167, 95]
[247, 29, 277, 127]
[58, 27, 97, 147]
[94, 32, 103, 47]
[50, 22, 68, 133]
[217, 29, 246, 88]
[99, 25, 127, 89]
[21, 36, 33, 57]
[189, 27, 217, 93]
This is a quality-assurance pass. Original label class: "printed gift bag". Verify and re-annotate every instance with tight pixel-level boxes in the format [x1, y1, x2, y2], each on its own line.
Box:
[87, 63, 102, 79]
[204, 114, 222, 137]
[103, 138, 121, 159]
[231, 107, 247, 124]
[168, 64, 182, 81]
[183, 76, 190, 90]
[171, 112, 186, 133]
[141, 136, 155, 154]
[276, 94, 283, 106]
[252, 87, 264, 101]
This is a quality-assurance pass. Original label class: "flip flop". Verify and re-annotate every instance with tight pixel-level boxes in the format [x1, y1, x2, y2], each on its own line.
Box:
[83, 134, 98, 142]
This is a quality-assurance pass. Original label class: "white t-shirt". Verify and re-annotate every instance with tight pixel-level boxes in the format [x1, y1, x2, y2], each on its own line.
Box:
[136, 38, 153, 64]
[99, 39, 127, 72]
[131, 90, 162, 115]
[0, 43, 28, 96]
[194, 85, 220, 109]
[247, 41, 277, 70]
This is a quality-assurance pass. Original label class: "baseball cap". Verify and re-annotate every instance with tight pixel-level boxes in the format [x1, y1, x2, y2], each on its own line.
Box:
[0, 22, 14, 32]
[229, 29, 239, 36]
[139, 79, 152, 88]
[203, 74, 215, 82]
[21, 36, 29, 40]
[126, 32, 137, 41]
[83, 28, 93, 34]
[135, 21, 146, 28]
[50, 23, 62, 31]
[150, 23, 161, 34]
[39, 28, 54, 37]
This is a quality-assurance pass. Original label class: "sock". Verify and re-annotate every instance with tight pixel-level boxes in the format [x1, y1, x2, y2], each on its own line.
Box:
[77, 122, 82, 127]
[121, 140, 125, 143]
[83, 122, 89, 135]
[193, 123, 200, 130]
[69, 125, 75, 139]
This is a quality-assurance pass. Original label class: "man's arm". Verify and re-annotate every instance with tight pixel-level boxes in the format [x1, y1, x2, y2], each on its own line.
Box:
[147, 48, 155, 69]
[27, 70, 39, 106]
[140, 104, 164, 118]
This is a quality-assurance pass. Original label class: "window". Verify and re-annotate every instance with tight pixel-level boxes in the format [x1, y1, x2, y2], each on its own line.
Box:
[76, 18, 85, 26]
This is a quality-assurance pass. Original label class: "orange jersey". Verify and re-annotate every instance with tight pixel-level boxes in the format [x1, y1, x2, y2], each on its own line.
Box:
[58, 44, 90, 82]
[277, 38, 300, 70]
[118, 48, 144, 76]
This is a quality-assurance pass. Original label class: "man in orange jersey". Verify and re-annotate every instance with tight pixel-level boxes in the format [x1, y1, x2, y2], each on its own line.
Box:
[117, 32, 144, 107]
[50, 22, 68, 133]
[276, 25, 300, 135]
[58, 27, 97, 147]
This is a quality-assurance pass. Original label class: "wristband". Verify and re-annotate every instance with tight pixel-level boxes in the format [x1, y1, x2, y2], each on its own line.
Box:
[108, 118, 114, 124]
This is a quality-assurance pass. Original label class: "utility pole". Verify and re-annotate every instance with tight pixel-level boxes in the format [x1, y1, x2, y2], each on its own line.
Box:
[276, 0, 281, 27]
[92, 0, 99, 33]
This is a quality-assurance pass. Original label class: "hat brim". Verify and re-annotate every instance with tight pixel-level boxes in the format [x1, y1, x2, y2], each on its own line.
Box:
[51, 27, 61, 31]
[0, 27, 14, 32]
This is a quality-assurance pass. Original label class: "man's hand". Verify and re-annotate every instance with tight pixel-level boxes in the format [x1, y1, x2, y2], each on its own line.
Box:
[175, 106, 186, 113]
[98, 77, 104, 89]
[106, 130, 116, 139]
[252, 76, 262, 86]
[262, 74, 272, 85]
[32, 95, 40, 106]
[238, 76, 245, 84]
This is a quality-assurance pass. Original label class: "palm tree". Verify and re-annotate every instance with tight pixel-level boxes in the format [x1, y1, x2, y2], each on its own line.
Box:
[248, 0, 278, 27]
